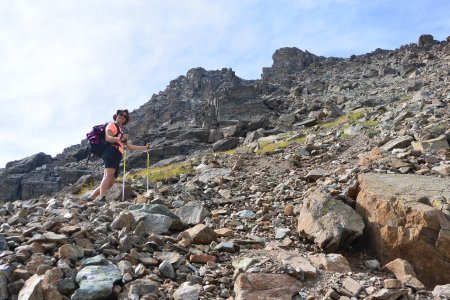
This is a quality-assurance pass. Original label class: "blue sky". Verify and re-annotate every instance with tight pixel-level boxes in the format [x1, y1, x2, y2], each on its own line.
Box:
[0, 0, 449, 168]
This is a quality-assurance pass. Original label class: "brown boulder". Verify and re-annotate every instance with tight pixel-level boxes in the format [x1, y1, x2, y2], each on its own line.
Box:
[356, 173, 450, 288]
[234, 273, 303, 300]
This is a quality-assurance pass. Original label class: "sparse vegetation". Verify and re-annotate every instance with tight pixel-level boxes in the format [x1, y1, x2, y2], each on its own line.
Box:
[130, 161, 193, 182]
[255, 140, 290, 155]
[367, 128, 377, 138]
[347, 110, 366, 122]
[361, 120, 378, 127]
[76, 182, 96, 196]
[399, 95, 412, 103]
[430, 124, 447, 135]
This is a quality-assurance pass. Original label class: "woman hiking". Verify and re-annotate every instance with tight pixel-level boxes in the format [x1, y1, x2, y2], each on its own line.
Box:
[85, 109, 149, 202]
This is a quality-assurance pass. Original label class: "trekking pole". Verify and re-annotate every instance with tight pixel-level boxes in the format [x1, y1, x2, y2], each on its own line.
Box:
[122, 145, 127, 202]
[146, 147, 150, 193]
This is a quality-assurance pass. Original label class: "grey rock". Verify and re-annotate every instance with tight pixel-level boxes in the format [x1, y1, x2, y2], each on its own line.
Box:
[177, 201, 210, 225]
[380, 136, 413, 151]
[173, 282, 200, 300]
[134, 214, 173, 235]
[0, 272, 8, 300]
[129, 203, 183, 230]
[236, 210, 256, 219]
[110, 211, 136, 231]
[159, 260, 175, 279]
[275, 228, 290, 239]
[80, 255, 110, 267]
[128, 279, 159, 298]
[212, 137, 240, 152]
[197, 167, 232, 184]
[432, 284, 450, 298]
[56, 278, 76, 295]
[0, 234, 7, 251]
[214, 241, 239, 253]
[297, 190, 365, 252]
[72, 264, 122, 300]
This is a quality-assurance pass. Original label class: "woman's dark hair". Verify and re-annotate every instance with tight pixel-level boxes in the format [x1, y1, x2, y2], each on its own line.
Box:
[113, 109, 130, 125]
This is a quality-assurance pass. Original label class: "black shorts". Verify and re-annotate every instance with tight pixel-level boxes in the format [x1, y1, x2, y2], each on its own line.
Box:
[101, 146, 123, 178]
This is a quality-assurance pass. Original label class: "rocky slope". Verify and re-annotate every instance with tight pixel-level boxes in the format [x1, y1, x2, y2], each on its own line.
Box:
[1, 34, 450, 299]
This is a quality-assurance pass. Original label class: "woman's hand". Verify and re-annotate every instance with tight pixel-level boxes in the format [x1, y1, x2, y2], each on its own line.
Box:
[120, 134, 129, 142]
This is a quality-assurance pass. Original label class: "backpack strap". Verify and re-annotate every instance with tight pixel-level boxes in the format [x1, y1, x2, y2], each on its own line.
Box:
[106, 122, 122, 149]
[114, 122, 121, 138]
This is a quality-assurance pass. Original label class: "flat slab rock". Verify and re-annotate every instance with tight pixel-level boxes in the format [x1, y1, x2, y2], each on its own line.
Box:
[234, 273, 303, 300]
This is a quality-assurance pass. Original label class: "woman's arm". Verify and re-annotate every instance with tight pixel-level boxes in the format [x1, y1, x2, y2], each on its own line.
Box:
[126, 141, 149, 151]
[105, 129, 121, 143]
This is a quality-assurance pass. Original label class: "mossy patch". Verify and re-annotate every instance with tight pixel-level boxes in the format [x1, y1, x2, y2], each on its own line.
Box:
[256, 140, 290, 155]
[130, 161, 193, 182]
[76, 182, 96, 196]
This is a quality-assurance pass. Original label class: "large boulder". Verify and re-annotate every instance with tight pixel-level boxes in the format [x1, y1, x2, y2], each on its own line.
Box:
[356, 173, 450, 288]
[297, 190, 365, 252]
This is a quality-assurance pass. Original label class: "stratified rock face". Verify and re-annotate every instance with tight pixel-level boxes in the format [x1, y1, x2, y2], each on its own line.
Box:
[356, 173, 450, 288]
[128, 67, 270, 136]
[0, 152, 87, 201]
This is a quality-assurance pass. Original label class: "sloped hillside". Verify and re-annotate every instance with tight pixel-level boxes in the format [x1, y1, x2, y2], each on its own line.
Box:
[0, 34, 450, 299]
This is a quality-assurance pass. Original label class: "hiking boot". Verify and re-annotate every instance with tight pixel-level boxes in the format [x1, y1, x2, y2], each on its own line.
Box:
[82, 194, 94, 201]
[94, 195, 106, 203]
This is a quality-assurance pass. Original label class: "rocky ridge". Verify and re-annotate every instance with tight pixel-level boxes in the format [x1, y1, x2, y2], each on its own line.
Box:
[0, 34, 450, 299]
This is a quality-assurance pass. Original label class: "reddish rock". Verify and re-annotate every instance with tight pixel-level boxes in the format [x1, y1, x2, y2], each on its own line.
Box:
[183, 224, 218, 245]
[189, 254, 217, 264]
[357, 173, 450, 288]
[234, 273, 303, 300]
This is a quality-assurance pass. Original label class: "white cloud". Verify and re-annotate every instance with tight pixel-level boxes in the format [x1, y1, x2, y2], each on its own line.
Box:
[0, 0, 449, 167]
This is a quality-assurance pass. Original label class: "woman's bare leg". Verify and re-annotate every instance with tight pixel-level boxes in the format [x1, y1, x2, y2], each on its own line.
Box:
[99, 168, 116, 196]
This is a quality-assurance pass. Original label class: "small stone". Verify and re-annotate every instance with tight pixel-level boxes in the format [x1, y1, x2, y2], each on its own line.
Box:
[56, 278, 76, 295]
[364, 259, 380, 270]
[275, 228, 290, 239]
[284, 204, 294, 216]
[13, 269, 31, 281]
[214, 241, 239, 253]
[305, 169, 327, 181]
[365, 286, 376, 295]
[214, 228, 234, 237]
[173, 282, 200, 300]
[432, 284, 450, 298]
[110, 212, 136, 231]
[342, 277, 362, 296]
[325, 288, 341, 300]
[384, 278, 402, 289]
[159, 260, 175, 279]
[189, 254, 217, 264]
[308, 253, 351, 273]
[236, 210, 256, 219]
[183, 224, 218, 245]
[58, 244, 84, 260]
